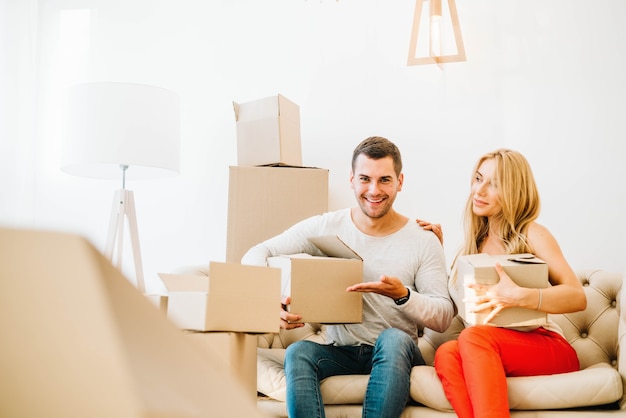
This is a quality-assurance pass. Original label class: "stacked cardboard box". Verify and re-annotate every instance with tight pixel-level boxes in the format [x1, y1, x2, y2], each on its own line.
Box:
[144, 293, 168, 313]
[159, 94, 330, 400]
[227, 93, 329, 263]
[228, 94, 363, 325]
[157, 261, 281, 401]
[233, 94, 302, 167]
[184, 331, 259, 402]
[226, 165, 329, 263]
[159, 262, 280, 333]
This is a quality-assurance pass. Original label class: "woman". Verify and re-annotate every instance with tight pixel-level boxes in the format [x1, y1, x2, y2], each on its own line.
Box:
[434, 148, 587, 418]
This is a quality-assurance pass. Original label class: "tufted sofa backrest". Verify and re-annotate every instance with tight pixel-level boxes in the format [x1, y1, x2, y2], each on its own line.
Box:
[257, 321, 326, 349]
[552, 270, 622, 369]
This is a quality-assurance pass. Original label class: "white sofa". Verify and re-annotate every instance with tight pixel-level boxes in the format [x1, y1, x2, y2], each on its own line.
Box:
[256, 269, 625, 417]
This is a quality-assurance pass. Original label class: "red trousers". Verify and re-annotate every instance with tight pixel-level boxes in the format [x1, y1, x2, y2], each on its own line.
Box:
[434, 325, 579, 418]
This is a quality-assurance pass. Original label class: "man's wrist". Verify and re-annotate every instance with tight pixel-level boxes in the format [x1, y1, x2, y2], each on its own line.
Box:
[394, 287, 411, 305]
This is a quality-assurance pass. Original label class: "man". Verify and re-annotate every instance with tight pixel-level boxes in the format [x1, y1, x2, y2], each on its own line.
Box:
[242, 136, 454, 418]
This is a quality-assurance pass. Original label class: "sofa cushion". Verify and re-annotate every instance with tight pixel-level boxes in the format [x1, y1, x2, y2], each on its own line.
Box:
[257, 348, 287, 401]
[257, 324, 328, 400]
[257, 348, 370, 404]
[410, 363, 623, 411]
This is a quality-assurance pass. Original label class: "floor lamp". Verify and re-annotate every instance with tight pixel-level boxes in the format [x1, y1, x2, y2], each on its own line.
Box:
[61, 82, 180, 293]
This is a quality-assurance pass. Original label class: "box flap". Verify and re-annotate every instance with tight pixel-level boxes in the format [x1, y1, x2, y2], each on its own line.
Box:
[308, 236, 362, 260]
[158, 273, 209, 293]
[277, 94, 297, 116]
[464, 253, 545, 268]
[232, 101, 240, 121]
[277, 253, 313, 259]
[208, 261, 281, 297]
[233, 95, 279, 122]
[507, 254, 546, 264]
[459, 253, 547, 286]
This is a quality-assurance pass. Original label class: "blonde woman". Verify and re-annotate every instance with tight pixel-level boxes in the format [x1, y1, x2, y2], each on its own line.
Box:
[435, 149, 587, 418]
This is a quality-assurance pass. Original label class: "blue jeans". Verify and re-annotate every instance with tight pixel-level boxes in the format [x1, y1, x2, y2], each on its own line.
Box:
[284, 328, 425, 418]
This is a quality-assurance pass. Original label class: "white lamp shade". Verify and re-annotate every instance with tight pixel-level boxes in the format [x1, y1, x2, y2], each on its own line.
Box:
[62, 82, 180, 180]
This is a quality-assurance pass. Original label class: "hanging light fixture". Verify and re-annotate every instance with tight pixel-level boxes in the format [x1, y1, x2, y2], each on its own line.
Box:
[407, 0, 466, 67]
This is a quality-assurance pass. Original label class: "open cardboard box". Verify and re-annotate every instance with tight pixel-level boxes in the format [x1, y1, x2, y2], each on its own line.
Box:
[268, 236, 363, 324]
[144, 293, 168, 314]
[160, 261, 281, 333]
[456, 253, 549, 328]
[232, 93, 302, 166]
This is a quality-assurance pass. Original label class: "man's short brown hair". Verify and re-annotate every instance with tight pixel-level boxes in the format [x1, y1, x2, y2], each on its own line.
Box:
[352, 136, 403, 176]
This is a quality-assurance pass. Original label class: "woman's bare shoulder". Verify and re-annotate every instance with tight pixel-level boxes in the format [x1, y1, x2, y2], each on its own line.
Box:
[527, 222, 564, 259]
[527, 222, 553, 241]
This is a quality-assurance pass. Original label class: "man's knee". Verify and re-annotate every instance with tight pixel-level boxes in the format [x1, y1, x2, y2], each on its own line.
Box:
[375, 328, 421, 363]
[286, 340, 317, 360]
[377, 328, 413, 348]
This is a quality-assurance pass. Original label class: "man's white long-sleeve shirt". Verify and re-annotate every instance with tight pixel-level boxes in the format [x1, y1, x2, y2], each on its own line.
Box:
[241, 208, 454, 346]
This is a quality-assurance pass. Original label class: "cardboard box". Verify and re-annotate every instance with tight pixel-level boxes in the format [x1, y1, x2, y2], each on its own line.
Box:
[226, 165, 328, 263]
[159, 261, 281, 333]
[233, 94, 302, 166]
[268, 236, 363, 324]
[0, 227, 264, 418]
[184, 331, 257, 402]
[144, 293, 168, 314]
[456, 253, 549, 328]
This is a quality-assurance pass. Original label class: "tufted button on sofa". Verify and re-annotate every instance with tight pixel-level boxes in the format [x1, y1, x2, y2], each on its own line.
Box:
[256, 270, 625, 417]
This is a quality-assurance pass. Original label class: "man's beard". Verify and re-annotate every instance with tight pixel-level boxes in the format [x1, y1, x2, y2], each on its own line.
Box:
[357, 196, 394, 219]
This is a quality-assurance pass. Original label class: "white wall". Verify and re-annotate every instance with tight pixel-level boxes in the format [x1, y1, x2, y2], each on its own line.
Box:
[2, 0, 625, 293]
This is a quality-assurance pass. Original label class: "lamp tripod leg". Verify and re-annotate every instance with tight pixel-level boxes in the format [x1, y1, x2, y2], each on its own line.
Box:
[104, 189, 146, 293]
[105, 190, 122, 263]
[125, 191, 145, 293]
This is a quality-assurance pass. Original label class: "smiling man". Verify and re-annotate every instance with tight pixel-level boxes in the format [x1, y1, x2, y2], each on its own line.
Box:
[242, 136, 454, 418]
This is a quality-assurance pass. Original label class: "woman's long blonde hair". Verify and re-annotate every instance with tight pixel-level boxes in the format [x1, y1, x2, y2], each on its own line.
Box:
[460, 148, 541, 257]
